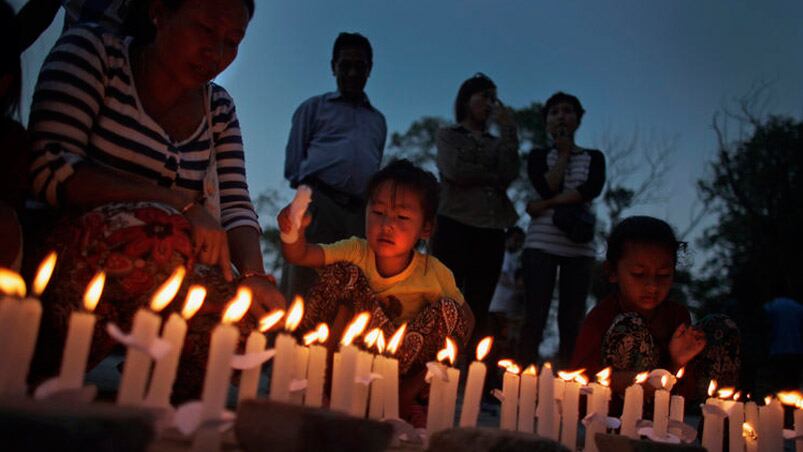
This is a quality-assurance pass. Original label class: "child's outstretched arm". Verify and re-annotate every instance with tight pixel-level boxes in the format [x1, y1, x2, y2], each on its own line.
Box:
[277, 204, 325, 267]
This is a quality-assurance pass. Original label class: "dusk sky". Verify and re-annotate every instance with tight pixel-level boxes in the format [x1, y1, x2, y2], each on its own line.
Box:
[15, 0, 803, 258]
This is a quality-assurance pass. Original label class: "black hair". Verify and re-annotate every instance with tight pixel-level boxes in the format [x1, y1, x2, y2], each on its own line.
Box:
[366, 159, 440, 226]
[542, 91, 585, 125]
[506, 226, 525, 239]
[0, 0, 21, 119]
[332, 32, 373, 65]
[124, 0, 255, 44]
[606, 216, 686, 267]
[454, 73, 496, 123]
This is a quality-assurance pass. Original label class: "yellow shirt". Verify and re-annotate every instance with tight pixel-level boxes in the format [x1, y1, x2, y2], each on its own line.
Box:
[321, 237, 465, 323]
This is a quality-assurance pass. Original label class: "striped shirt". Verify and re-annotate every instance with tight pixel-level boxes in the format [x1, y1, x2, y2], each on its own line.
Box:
[29, 26, 260, 232]
[524, 146, 605, 257]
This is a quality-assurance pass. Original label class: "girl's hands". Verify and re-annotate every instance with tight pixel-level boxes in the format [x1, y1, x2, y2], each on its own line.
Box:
[277, 204, 312, 234]
[668, 323, 706, 369]
[184, 203, 233, 281]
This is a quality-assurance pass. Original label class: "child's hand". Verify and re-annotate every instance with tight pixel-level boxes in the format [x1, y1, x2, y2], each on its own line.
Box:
[277, 205, 312, 234]
[668, 323, 706, 369]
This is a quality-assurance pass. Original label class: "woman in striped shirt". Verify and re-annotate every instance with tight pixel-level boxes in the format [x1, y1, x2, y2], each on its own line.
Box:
[27, 0, 284, 401]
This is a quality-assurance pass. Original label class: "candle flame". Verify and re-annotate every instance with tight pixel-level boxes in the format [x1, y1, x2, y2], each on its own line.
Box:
[498, 359, 515, 369]
[181, 285, 206, 320]
[523, 364, 538, 376]
[364, 328, 381, 348]
[676, 367, 685, 379]
[284, 296, 304, 332]
[558, 369, 586, 382]
[33, 251, 57, 297]
[316, 323, 329, 344]
[150, 266, 185, 312]
[544, 362, 552, 370]
[660, 375, 669, 389]
[387, 323, 406, 355]
[303, 329, 319, 346]
[83, 272, 105, 312]
[734, 391, 742, 401]
[597, 367, 612, 386]
[507, 364, 521, 375]
[742, 423, 757, 442]
[635, 372, 649, 384]
[222, 287, 251, 324]
[259, 309, 285, 333]
[441, 337, 457, 365]
[575, 374, 589, 385]
[777, 391, 802, 406]
[718, 387, 735, 399]
[764, 395, 772, 406]
[376, 330, 386, 354]
[474, 336, 493, 361]
[0, 268, 26, 298]
[798, 399, 803, 409]
[340, 312, 370, 346]
[708, 379, 718, 397]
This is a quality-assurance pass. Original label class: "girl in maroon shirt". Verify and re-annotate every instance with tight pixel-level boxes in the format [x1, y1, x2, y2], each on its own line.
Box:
[570, 216, 740, 406]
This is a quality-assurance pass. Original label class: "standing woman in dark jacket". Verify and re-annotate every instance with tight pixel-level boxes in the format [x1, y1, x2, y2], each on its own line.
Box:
[432, 73, 520, 348]
[518, 92, 606, 367]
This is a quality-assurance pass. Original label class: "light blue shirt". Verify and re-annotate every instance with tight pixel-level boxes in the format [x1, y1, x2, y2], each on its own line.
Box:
[284, 91, 387, 197]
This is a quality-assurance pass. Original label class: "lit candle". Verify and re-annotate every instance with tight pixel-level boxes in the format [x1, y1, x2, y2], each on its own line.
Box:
[653, 375, 671, 438]
[0, 267, 38, 396]
[668, 367, 685, 439]
[517, 364, 537, 433]
[367, 329, 387, 420]
[117, 266, 183, 406]
[552, 377, 565, 438]
[620, 372, 648, 438]
[757, 396, 782, 452]
[744, 399, 758, 452]
[459, 336, 493, 427]
[536, 362, 556, 438]
[381, 324, 405, 420]
[441, 338, 460, 431]
[59, 271, 105, 390]
[330, 312, 370, 414]
[290, 343, 310, 405]
[269, 296, 304, 403]
[726, 391, 744, 452]
[702, 380, 725, 452]
[352, 328, 380, 417]
[144, 285, 206, 408]
[199, 287, 251, 423]
[496, 360, 520, 431]
[794, 398, 803, 452]
[426, 338, 459, 435]
[585, 368, 611, 452]
[237, 309, 284, 404]
[302, 323, 329, 408]
[557, 370, 585, 450]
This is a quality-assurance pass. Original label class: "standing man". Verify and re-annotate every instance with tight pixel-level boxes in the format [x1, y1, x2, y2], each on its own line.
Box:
[281, 32, 387, 300]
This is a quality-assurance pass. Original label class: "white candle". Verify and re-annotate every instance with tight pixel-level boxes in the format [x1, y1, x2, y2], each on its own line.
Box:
[517, 364, 537, 433]
[381, 324, 405, 420]
[331, 312, 369, 414]
[778, 392, 803, 452]
[442, 366, 460, 430]
[654, 389, 670, 438]
[118, 266, 184, 406]
[758, 397, 783, 452]
[794, 400, 802, 452]
[59, 272, 105, 390]
[427, 338, 459, 435]
[359, 328, 384, 418]
[351, 349, 373, 417]
[727, 395, 745, 452]
[0, 268, 36, 395]
[499, 363, 520, 431]
[238, 331, 267, 403]
[536, 362, 556, 439]
[702, 381, 725, 452]
[366, 329, 387, 420]
[459, 336, 492, 427]
[302, 323, 329, 408]
[199, 287, 251, 423]
[552, 377, 565, 438]
[585, 368, 611, 452]
[290, 344, 310, 405]
[669, 395, 685, 438]
[620, 372, 647, 438]
[744, 400, 759, 452]
[144, 286, 206, 408]
[557, 371, 583, 450]
[270, 296, 304, 403]
[426, 361, 446, 436]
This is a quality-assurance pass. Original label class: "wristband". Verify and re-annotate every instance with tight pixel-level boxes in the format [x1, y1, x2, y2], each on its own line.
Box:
[239, 271, 277, 286]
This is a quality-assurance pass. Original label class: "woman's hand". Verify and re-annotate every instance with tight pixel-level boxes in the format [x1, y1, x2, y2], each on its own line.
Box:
[526, 199, 550, 218]
[668, 323, 706, 369]
[240, 275, 286, 319]
[184, 203, 233, 281]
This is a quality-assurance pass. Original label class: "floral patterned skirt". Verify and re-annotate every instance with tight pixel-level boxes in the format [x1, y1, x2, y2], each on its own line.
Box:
[28, 202, 256, 403]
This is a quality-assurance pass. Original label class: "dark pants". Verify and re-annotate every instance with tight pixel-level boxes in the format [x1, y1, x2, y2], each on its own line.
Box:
[431, 215, 505, 350]
[280, 189, 365, 300]
[518, 248, 594, 367]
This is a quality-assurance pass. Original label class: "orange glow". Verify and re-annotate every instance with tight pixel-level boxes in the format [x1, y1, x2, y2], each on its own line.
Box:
[150, 266, 185, 312]
[33, 251, 57, 297]
[476, 337, 493, 361]
[0, 268, 26, 298]
[507, 364, 521, 375]
[83, 272, 105, 312]
[376, 331, 386, 354]
[742, 423, 757, 441]
[660, 375, 669, 389]
[597, 367, 612, 386]
[558, 369, 586, 382]
[181, 285, 206, 320]
[341, 312, 370, 346]
[364, 328, 381, 348]
[387, 323, 406, 355]
[777, 391, 802, 406]
[764, 396, 772, 406]
[718, 387, 735, 399]
[523, 365, 538, 376]
[708, 380, 718, 397]
[635, 372, 649, 384]
[497, 359, 515, 369]
[316, 323, 329, 344]
[435, 338, 457, 365]
[734, 391, 742, 401]
[676, 367, 685, 379]
[222, 287, 251, 324]
[285, 296, 304, 332]
[259, 309, 285, 333]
